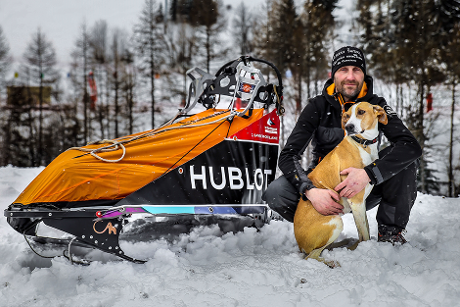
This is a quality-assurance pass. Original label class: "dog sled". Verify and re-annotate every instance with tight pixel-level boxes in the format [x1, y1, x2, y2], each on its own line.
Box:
[4, 56, 284, 263]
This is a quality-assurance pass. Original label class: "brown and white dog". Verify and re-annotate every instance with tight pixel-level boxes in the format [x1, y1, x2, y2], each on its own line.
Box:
[293, 101, 388, 267]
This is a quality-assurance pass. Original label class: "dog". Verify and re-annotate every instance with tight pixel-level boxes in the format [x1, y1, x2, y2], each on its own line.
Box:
[293, 101, 388, 267]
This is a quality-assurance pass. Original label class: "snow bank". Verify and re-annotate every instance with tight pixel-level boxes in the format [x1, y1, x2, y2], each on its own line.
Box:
[1, 166, 459, 306]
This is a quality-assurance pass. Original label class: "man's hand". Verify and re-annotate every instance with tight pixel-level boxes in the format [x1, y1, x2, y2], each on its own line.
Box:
[334, 167, 371, 198]
[305, 188, 343, 215]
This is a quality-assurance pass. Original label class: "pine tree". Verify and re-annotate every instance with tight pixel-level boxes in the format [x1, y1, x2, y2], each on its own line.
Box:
[120, 46, 137, 135]
[0, 64, 8, 163]
[176, 0, 194, 23]
[70, 22, 92, 143]
[437, 1, 460, 196]
[357, 0, 411, 116]
[189, 0, 229, 73]
[22, 28, 59, 166]
[108, 29, 130, 138]
[358, 0, 451, 194]
[134, 0, 165, 129]
[170, 0, 178, 22]
[89, 20, 109, 139]
[268, 0, 298, 74]
[300, 0, 338, 97]
[231, 2, 253, 56]
[0, 26, 11, 91]
[0, 26, 11, 165]
[163, 21, 199, 107]
[251, 0, 276, 70]
[393, 0, 448, 194]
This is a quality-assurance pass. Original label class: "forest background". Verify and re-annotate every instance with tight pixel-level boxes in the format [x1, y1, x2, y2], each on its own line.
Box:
[0, 0, 459, 197]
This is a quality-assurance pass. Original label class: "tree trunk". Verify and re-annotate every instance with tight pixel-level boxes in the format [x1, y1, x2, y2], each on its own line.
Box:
[419, 80, 426, 193]
[296, 71, 302, 115]
[97, 68, 105, 140]
[448, 77, 456, 197]
[128, 71, 134, 135]
[114, 59, 119, 138]
[38, 72, 43, 166]
[206, 26, 211, 73]
[105, 74, 111, 139]
[150, 50, 155, 129]
[83, 45, 89, 144]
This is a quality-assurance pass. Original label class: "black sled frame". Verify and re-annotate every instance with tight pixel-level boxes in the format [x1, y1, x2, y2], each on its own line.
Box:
[6, 204, 270, 264]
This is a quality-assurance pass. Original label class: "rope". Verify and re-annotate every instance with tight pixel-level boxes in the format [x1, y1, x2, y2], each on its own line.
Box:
[67, 237, 77, 265]
[24, 233, 57, 259]
[158, 110, 182, 128]
[162, 117, 230, 175]
[274, 85, 284, 115]
[68, 110, 235, 163]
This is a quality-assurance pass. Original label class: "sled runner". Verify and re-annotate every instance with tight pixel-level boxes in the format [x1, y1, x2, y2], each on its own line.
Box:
[4, 56, 284, 263]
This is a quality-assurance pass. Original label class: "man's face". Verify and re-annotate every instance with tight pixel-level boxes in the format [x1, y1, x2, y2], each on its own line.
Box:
[333, 66, 365, 101]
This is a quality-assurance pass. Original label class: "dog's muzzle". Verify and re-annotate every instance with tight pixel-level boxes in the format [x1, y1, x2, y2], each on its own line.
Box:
[345, 124, 364, 135]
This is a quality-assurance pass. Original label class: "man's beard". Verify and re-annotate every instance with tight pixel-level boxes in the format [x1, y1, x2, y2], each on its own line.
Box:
[336, 81, 362, 100]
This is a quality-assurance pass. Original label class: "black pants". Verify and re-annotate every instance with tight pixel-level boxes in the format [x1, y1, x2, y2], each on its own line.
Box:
[262, 147, 419, 229]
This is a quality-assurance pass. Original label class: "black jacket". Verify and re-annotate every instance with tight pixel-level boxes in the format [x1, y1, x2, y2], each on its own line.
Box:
[278, 75, 422, 195]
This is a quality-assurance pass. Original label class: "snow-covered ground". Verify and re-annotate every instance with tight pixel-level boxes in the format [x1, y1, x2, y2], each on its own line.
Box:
[1, 165, 460, 307]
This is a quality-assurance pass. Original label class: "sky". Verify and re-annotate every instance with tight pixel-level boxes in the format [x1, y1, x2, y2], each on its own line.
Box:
[0, 0, 167, 67]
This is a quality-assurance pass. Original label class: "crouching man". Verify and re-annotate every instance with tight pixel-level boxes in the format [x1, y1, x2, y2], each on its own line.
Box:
[263, 46, 422, 243]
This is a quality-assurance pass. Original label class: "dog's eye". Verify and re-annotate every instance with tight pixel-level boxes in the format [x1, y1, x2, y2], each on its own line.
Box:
[357, 110, 365, 115]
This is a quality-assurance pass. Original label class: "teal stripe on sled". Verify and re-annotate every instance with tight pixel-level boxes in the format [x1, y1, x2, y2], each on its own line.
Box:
[142, 206, 196, 214]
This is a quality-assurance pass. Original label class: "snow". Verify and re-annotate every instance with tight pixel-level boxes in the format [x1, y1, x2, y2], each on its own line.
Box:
[1, 165, 460, 306]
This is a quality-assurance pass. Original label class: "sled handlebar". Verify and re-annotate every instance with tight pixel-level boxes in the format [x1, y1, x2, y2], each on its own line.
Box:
[183, 56, 284, 116]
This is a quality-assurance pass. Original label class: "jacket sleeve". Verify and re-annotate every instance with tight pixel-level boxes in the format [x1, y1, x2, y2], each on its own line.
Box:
[364, 99, 422, 185]
[278, 100, 320, 195]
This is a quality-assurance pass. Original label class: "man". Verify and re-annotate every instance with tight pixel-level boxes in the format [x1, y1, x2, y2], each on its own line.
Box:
[263, 46, 422, 244]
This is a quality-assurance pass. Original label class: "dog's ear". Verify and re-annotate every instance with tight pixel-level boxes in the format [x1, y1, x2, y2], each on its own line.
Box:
[373, 105, 388, 125]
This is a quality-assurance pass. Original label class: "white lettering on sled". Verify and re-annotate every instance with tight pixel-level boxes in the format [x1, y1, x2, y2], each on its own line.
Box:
[190, 165, 207, 189]
[189, 165, 272, 190]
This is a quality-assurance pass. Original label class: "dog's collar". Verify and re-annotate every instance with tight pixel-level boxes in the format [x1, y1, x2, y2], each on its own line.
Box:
[351, 135, 378, 146]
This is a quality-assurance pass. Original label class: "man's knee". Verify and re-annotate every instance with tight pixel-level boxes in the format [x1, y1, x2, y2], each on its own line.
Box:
[262, 176, 299, 222]
[370, 159, 419, 228]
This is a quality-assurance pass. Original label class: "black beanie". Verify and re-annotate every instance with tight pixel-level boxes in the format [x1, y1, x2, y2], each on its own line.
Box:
[331, 46, 366, 78]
